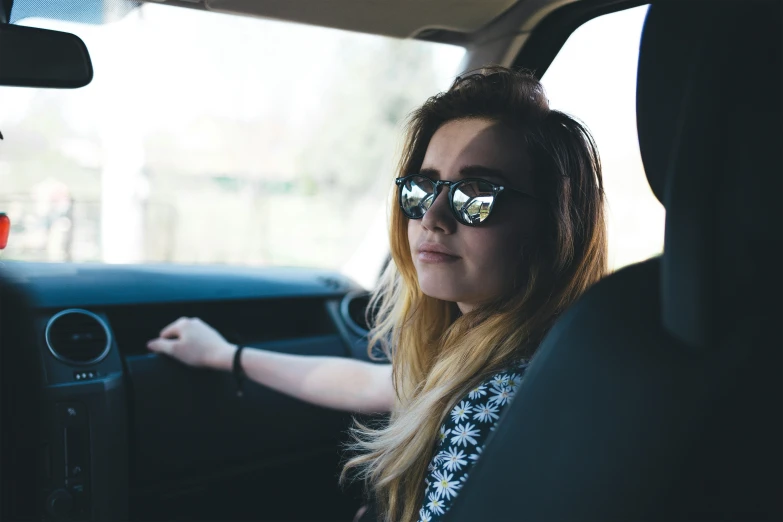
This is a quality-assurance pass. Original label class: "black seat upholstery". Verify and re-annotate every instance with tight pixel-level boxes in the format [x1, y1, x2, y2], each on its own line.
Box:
[446, 1, 782, 520]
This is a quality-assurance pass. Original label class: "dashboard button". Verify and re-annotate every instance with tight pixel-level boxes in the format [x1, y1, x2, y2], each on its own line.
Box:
[56, 402, 87, 426]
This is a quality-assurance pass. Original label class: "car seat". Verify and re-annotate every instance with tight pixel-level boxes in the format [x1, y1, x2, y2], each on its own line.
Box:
[445, 1, 782, 520]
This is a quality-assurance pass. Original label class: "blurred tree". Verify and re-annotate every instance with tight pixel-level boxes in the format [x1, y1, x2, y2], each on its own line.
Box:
[0, 93, 98, 198]
[295, 37, 443, 196]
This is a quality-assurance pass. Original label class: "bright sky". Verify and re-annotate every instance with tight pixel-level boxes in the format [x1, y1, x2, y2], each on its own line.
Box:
[544, 5, 648, 150]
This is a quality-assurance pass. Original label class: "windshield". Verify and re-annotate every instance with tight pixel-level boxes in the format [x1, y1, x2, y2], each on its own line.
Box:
[0, 4, 465, 286]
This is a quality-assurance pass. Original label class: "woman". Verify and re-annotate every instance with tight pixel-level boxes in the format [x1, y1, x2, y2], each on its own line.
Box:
[148, 66, 607, 522]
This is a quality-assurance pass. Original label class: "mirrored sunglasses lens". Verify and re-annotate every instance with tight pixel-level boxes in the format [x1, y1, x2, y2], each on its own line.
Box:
[400, 176, 434, 218]
[452, 181, 496, 225]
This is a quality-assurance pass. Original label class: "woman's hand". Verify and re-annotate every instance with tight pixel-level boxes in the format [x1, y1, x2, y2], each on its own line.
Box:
[147, 317, 235, 370]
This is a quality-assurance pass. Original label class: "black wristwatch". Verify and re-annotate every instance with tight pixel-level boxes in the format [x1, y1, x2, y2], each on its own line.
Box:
[232, 345, 247, 397]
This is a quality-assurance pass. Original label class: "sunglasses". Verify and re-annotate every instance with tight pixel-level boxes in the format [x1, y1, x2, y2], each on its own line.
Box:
[395, 174, 539, 226]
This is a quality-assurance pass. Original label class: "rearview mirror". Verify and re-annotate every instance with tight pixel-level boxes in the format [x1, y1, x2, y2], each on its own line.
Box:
[0, 23, 93, 88]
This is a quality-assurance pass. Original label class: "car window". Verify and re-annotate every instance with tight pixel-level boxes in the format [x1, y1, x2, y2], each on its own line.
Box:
[541, 5, 664, 271]
[0, 4, 465, 285]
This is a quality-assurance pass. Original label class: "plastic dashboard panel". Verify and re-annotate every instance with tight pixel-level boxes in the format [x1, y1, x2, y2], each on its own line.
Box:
[2, 262, 374, 521]
[2, 262, 357, 307]
[124, 335, 349, 485]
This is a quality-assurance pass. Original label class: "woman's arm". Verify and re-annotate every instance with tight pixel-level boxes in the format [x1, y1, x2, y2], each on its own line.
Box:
[224, 348, 393, 414]
[147, 317, 394, 414]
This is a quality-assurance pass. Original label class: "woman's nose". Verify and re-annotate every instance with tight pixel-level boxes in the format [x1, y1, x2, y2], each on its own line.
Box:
[421, 185, 457, 234]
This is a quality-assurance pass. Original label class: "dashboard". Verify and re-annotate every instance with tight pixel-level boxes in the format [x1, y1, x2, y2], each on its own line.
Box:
[1, 262, 376, 522]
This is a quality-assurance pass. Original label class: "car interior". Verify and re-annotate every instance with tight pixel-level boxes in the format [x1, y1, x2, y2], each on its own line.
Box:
[0, 0, 780, 521]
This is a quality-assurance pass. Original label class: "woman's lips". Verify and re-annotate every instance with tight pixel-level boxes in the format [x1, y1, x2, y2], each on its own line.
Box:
[418, 251, 461, 263]
[417, 243, 461, 264]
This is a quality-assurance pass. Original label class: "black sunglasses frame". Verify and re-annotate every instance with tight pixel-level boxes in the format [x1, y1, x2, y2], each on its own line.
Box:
[395, 174, 538, 227]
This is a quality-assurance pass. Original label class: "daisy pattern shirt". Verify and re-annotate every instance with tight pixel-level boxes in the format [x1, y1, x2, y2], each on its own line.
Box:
[417, 359, 530, 522]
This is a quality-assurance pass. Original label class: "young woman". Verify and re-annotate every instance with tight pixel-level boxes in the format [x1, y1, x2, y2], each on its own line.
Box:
[147, 66, 607, 522]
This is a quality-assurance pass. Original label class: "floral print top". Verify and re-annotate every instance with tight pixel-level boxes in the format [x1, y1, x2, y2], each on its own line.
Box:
[416, 359, 530, 522]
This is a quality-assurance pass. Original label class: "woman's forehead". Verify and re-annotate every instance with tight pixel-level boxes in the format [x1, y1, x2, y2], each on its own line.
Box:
[421, 118, 531, 186]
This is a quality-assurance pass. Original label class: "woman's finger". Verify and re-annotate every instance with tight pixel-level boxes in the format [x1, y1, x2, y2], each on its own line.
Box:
[147, 337, 177, 355]
[160, 316, 189, 339]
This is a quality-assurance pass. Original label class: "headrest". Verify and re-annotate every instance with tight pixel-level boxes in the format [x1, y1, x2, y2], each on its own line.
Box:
[636, 1, 781, 347]
[637, 1, 781, 206]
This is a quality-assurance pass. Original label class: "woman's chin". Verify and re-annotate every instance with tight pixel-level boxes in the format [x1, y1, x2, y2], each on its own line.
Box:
[418, 280, 465, 304]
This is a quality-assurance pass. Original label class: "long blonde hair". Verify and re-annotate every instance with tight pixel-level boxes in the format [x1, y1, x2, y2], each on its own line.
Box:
[340, 66, 608, 522]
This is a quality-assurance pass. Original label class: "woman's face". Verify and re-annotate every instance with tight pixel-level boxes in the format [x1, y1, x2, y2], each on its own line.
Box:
[407, 118, 541, 313]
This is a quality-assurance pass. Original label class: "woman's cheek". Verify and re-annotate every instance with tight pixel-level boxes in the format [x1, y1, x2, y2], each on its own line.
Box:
[478, 226, 526, 275]
[407, 220, 420, 255]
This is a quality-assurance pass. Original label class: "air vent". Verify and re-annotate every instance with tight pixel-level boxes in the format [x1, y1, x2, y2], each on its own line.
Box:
[339, 291, 374, 336]
[45, 309, 111, 365]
